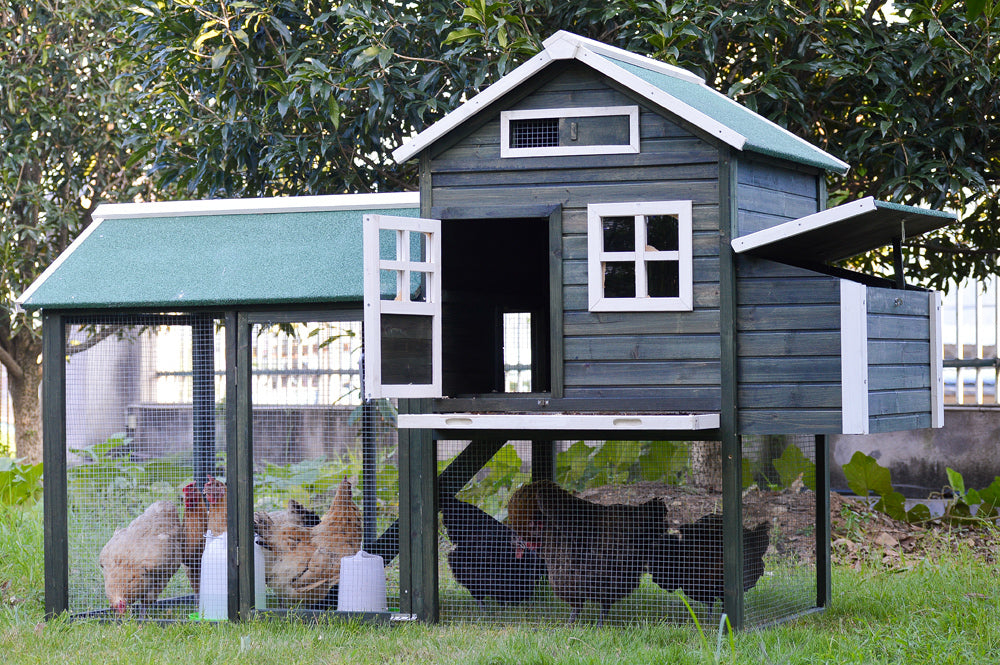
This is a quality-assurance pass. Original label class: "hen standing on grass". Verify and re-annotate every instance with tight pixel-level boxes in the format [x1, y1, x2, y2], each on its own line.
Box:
[439, 493, 545, 608]
[648, 512, 771, 605]
[507, 480, 666, 626]
[99, 500, 183, 614]
[180, 482, 208, 594]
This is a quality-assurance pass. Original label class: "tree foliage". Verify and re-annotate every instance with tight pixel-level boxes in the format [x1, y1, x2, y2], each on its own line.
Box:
[0, 0, 153, 461]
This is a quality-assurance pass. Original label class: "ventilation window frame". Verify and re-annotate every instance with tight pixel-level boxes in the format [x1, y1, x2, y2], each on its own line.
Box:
[500, 105, 640, 158]
[587, 200, 694, 312]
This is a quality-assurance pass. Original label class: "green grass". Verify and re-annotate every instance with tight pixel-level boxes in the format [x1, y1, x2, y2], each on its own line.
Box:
[1, 504, 998, 664]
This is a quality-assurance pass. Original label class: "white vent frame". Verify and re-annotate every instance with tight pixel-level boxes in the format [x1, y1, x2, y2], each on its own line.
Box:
[500, 105, 640, 158]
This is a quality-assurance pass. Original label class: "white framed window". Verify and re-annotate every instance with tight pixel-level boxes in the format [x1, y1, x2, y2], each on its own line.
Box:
[500, 105, 639, 158]
[587, 201, 693, 312]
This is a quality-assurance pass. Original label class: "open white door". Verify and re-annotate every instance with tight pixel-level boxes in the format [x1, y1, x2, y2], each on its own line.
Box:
[363, 214, 442, 399]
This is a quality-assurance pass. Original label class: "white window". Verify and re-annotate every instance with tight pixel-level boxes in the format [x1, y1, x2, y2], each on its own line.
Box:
[587, 201, 693, 312]
[500, 105, 639, 158]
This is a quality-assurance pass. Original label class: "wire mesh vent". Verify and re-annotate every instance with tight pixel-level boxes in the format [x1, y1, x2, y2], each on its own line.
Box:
[509, 118, 559, 149]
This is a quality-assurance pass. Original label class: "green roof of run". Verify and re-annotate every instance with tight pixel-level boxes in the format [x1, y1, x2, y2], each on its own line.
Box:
[600, 55, 848, 174]
[18, 207, 419, 311]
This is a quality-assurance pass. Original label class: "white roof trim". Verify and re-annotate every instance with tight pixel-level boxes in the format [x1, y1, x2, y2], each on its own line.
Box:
[397, 412, 720, 431]
[543, 31, 705, 85]
[14, 217, 109, 310]
[731, 197, 878, 254]
[91, 192, 420, 220]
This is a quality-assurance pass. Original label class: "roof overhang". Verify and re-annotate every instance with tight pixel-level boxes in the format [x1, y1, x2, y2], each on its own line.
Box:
[731, 197, 957, 263]
[391, 31, 848, 174]
[16, 193, 420, 312]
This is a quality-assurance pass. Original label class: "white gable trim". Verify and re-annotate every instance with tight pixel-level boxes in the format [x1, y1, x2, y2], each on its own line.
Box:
[14, 217, 109, 311]
[91, 192, 420, 220]
[543, 31, 705, 85]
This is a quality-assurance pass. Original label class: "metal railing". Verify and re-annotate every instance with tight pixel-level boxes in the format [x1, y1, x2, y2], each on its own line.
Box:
[941, 276, 999, 406]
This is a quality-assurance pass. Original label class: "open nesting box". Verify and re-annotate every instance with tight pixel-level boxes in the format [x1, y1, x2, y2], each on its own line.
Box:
[21, 30, 955, 629]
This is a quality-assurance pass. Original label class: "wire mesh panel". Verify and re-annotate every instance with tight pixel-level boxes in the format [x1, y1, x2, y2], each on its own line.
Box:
[65, 316, 225, 619]
[249, 319, 400, 616]
[437, 439, 789, 626]
[741, 434, 817, 627]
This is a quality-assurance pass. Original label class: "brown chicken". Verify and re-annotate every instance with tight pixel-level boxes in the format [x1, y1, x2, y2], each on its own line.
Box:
[99, 500, 183, 614]
[507, 480, 666, 625]
[180, 482, 208, 594]
[204, 476, 227, 535]
[648, 512, 771, 605]
[254, 479, 362, 608]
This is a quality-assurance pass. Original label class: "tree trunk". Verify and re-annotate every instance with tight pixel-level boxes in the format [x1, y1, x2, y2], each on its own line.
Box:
[8, 333, 44, 464]
[689, 440, 722, 491]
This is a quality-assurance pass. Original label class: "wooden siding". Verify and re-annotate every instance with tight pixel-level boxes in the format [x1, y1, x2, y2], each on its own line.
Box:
[429, 62, 722, 411]
[736, 256, 844, 434]
[735, 158, 821, 236]
[865, 286, 933, 433]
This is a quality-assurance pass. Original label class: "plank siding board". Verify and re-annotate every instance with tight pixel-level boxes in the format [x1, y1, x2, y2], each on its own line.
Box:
[563, 282, 720, 311]
[431, 180, 720, 210]
[868, 365, 931, 391]
[737, 257, 828, 280]
[737, 384, 841, 408]
[738, 356, 841, 383]
[564, 310, 720, 336]
[563, 230, 719, 261]
[739, 410, 843, 434]
[562, 386, 721, 410]
[432, 162, 720, 188]
[738, 210, 800, 236]
[562, 204, 719, 234]
[867, 289, 931, 316]
[869, 389, 931, 415]
[868, 315, 932, 340]
[564, 334, 721, 361]
[738, 331, 840, 356]
[869, 413, 932, 433]
[737, 279, 840, 305]
[867, 340, 931, 365]
[564, 256, 720, 285]
[737, 305, 841, 331]
[564, 360, 720, 386]
[737, 159, 819, 198]
[737, 184, 819, 221]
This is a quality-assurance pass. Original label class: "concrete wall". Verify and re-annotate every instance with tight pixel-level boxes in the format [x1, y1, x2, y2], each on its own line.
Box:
[831, 406, 1000, 496]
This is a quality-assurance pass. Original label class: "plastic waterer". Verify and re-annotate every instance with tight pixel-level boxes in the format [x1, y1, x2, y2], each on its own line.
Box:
[337, 550, 387, 613]
[198, 530, 266, 619]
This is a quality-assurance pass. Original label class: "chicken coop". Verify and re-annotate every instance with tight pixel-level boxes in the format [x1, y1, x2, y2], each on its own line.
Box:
[17, 194, 421, 622]
[23, 30, 957, 630]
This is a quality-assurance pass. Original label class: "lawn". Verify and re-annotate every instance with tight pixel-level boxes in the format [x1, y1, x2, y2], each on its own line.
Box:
[1, 502, 997, 665]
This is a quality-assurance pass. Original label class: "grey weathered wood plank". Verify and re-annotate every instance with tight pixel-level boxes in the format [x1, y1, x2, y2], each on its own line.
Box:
[866, 288, 931, 316]
[737, 305, 841, 332]
[564, 333, 721, 361]
[562, 282, 720, 311]
[563, 256, 721, 286]
[562, 385, 721, 410]
[867, 340, 930, 365]
[867, 315, 930, 341]
[563, 309, 720, 335]
[868, 364, 931, 391]
[868, 389, 931, 416]
[431, 180, 720, 210]
[737, 158, 820, 197]
[564, 359, 720, 386]
[868, 412, 932, 433]
[738, 409, 843, 435]
[736, 278, 840, 306]
[737, 356, 842, 383]
[738, 330, 840, 356]
[737, 209, 803, 236]
[561, 203, 720, 234]
[737, 383, 841, 409]
[737, 183, 819, 220]
[562, 229, 720, 260]
[736, 256, 827, 280]
[433, 161, 720, 188]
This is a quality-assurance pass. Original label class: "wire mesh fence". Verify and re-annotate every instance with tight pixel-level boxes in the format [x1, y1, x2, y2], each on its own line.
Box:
[436, 437, 817, 627]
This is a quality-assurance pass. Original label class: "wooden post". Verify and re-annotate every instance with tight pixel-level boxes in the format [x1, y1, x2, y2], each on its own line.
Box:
[531, 440, 555, 482]
[719, 149, 745, 629]
[398, 398, 439, 622]
[42, 313, 68, 619]
[815, 434, 832, 609]
[232, 311, 254, 621]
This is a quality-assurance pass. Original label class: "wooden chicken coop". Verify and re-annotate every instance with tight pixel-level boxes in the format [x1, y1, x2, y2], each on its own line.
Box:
[22, 30, 956, 630]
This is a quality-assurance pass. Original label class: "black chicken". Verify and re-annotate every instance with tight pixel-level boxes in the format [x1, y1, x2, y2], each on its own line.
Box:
[649, 512, 770, 605]
[439, 493, 545, 608]
[507, 480, 667, 626]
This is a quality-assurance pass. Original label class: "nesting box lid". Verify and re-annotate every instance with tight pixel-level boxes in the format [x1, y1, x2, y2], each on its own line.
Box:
[16, 193, 419, 311]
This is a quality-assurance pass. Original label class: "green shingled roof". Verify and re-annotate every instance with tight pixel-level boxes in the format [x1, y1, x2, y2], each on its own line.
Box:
[598, 55, 849, 174]
[18, 206, 419, 311]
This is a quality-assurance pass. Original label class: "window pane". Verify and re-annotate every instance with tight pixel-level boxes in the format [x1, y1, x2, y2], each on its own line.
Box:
[647, 261, 680, 298]
[409, 230, 427, 262]
[410, 271, 427, 303]
[602, 216, 635, 252]
[646, 214, 679, 251]
[379, 269, 398, 301]
[603, 262, 635, 298]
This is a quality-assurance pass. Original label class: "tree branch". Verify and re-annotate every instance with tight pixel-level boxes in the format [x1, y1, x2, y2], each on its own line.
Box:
[0, 344, 24, 382]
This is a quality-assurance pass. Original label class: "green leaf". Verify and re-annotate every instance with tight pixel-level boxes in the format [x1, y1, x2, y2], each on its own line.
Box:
[873, 490, 906, 521]
[842, 451, 893, 498]
[966, 0, 987, 19]
[443, 28, 482, 45]
[905, 502, 932, 523]
[773, 443, 817, 491]
[211, 45, 232, 70]
[945, 467, 966, 498]
[193, 28, 223, 51]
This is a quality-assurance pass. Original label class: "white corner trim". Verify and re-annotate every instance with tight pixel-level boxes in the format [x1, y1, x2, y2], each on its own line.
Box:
[391, 50, 555, 164]
[397, 412, 721, 431]
[15, 216, 109, 309]
[92, 192, 421, 220]
[500, 105, 640, 158]
[929, 290, 944, 428]
[840, 281, 869, 434]
[575, 48, 747, 150]
[732, 197, 877, 254]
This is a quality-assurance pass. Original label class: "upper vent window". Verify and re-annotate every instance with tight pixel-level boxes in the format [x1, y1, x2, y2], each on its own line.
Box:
[501, 105, 639, 158]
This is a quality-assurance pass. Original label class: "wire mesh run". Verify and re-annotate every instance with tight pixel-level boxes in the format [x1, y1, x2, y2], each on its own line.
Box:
[250, 319, 400, 616]
[65, 316, 225, 619]
[437, 438, 807, 627]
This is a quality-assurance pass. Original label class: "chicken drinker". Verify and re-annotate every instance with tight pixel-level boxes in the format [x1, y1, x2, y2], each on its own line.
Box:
[198, 530, 266, 619]
[337, 551, 386, 612]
